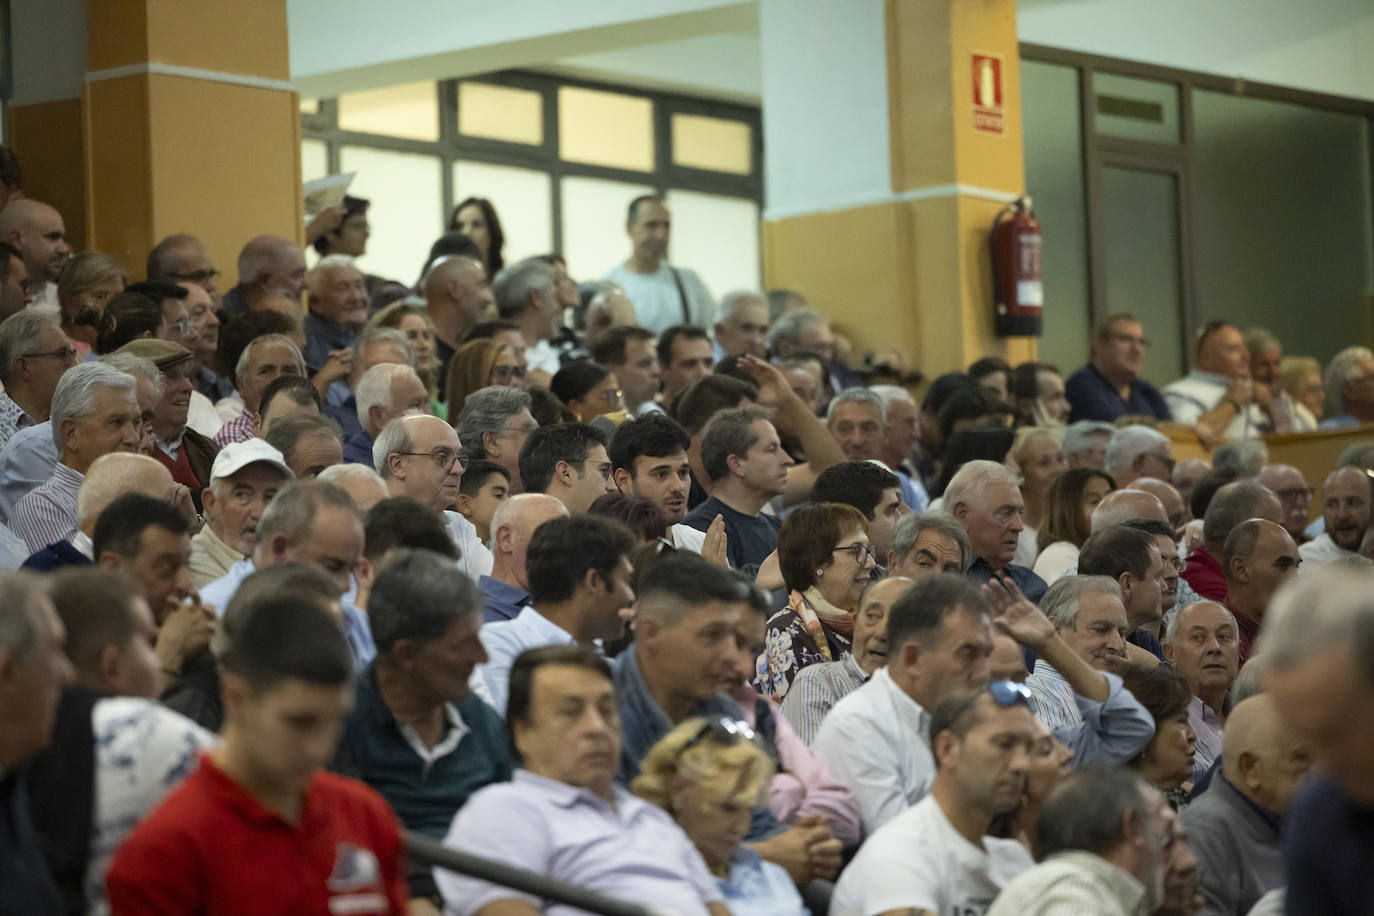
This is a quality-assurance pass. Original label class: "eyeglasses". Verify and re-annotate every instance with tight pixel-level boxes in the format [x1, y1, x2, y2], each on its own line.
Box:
[1274, 486, 1314, 501]
[580, 459, 613, 481]
[675, 717, 757, 762]
[833, 543, 877, 564]
[944, 680, 1035, 730]
[21, 346, 79, 365]
[1166, 557, 1186, 573]
[399, 447, 462, 470]
[164, 269, 221, 285]
[502, 421, 539, 437]
[599, 388, 624, 405]
[490, 365, 527, 384]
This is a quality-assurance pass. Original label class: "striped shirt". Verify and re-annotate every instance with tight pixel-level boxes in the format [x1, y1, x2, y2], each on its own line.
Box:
[213, 409, 256, 448]
[13, 462, 83, 553]
[780, 654, 867, 745]
[986, 850, 1150, 916]
[1025, 661, 1082, 730]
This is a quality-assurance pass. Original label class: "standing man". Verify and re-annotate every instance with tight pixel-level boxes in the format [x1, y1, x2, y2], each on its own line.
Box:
[422, 255, 495, 387]
[657, 326, 715, 406]
[1065, 313, 1170, 422]
[0, 311, 76, 449]
[0, 199, 70, 309]
[605, 195, 714, 333]
[190, 440, 292, 588]
[1164, 320, 1285, 439]
[712, 291, 769, 360]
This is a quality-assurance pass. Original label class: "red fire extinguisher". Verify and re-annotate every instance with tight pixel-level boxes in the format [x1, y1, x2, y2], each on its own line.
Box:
[990, 195, 1043, 337]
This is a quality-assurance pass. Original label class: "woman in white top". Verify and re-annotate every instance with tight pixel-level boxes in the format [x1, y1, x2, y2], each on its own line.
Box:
[1008, 427, 1066, 569]
[1031, 467, 1117, 585]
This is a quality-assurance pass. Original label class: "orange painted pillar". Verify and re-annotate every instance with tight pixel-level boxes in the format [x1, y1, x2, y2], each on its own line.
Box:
[9, 0, 302, 280]
[760, 0, 1034, 378]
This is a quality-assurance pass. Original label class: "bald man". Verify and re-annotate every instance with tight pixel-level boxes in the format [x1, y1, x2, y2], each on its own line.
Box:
[479, 493, 569, 623]
[1258, 464, 1312, 543]
[1164, 321, 1284, 440]
[1162, 600, 1240, 782]
[1172, 457, 1211, 520]
[1223, 518, 1300, 662]
[1131, 477, 1187, 535]
[220, 235, 306, 321]
[1181, 695, 1312, 916]
[23, 452, 185, 571]
[0, 199, 70, 308]
[1299, 466, 1372, 567]
[1090, 488, 1168, 532]
[1184, 480, 1284, 604]
[423, 255, 495, 385]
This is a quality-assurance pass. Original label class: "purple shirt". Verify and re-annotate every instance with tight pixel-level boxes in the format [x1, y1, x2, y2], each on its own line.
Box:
[13, 462, 83, 553]
[434, 769, 721, 916]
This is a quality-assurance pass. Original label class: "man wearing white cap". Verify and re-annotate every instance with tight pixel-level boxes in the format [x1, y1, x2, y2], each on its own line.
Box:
[189, 439, 293, 588]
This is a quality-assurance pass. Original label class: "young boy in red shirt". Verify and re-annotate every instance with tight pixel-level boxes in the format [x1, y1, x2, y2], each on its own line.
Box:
[107, 595, 408, 915]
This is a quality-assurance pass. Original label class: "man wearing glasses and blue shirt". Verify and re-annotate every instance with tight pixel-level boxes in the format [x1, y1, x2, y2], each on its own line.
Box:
[0, 310, 77, 450]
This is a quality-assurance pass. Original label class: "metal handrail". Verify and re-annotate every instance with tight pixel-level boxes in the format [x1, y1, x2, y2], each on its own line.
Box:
[404, 830, 683, 916]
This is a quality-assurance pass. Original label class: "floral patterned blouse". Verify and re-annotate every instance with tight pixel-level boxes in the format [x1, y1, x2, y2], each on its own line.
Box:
[760, 596, 852, 700]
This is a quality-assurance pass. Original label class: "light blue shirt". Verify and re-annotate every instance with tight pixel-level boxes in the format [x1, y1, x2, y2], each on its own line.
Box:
[1025, 665, 1155, 766]
[475, 606, 575, 716]
[717, 847, 809, 916]
[202, 558, 375, 671]
[0, 421, 58, 523]
[434, 769, 721, 916]
[895, 469, 930, 513]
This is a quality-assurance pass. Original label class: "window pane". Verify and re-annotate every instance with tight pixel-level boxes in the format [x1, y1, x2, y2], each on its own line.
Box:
[1021, 61, 1091, 374]
[664, 189, 760, 299]
[339, 146, 443, 283]
[671, 113, 751, 175]
[301, 139, 328, 185]
[300, 97, 319, 115]
[558, 86, 654, 172]
[560, 175, 654, 282]
[452, 161, 553, 265]
[1093, 73, 1180, 144]
[1101, 166, 1183, 380]
[338, 81, 439, 142]
[1192, 90, 1374, 374]
[458, 82, 543, 146]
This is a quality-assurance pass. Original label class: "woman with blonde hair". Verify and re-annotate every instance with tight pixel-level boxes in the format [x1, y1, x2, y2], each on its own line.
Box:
[1007, 426, 1065, 568]
[57, 251, 126, 356]
[444, 337, 521, 420]
[368, 299, 443, 415]
[762, 502, 875, 699]
[1279, 355, 1323, 430]
[633, 717, 807, 916]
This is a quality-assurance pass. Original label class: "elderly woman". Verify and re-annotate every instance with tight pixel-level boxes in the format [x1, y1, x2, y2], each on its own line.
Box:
[761, 503, 874, 699]
[633, 717, 808, 916]
[57, 251, 126, 356]
[1007, 426, 1065, 568]
[444, 338, 522, 419]
[368, 300, 442, 415]
[1119, 663, 1198, 809]
[1032, 467, 1116, 585]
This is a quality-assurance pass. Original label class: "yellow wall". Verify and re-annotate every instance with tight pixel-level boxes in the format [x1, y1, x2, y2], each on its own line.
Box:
[8, 99, 88, 251]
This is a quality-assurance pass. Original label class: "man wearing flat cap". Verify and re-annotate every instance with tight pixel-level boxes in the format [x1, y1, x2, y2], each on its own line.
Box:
[116, 339, 220, 501]
[189, 439, 293, 588]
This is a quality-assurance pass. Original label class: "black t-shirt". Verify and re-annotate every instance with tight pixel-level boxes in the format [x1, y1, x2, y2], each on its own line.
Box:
[683, 495, 781, 578]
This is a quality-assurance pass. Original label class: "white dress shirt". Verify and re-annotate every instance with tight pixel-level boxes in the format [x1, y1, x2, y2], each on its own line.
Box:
[444, 510, 494, 581]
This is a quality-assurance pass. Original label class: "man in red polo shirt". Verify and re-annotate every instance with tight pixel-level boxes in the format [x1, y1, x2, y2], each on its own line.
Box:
[106, 595, 407, 915]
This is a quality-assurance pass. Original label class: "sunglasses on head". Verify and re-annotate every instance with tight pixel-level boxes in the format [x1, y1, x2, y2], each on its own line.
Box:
[675, 716, 757, 762]
[945, 679, 1034, 729]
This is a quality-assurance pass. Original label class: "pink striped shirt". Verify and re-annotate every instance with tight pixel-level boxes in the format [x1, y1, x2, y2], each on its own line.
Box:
[13, 462, 84, 553]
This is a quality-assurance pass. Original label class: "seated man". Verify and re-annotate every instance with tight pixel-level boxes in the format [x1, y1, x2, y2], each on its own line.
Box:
[217, 234, 306, 321]
[454, 386, 537, 494]
[256, 374, 323, 437]
[321, 462, 390, 513]
[886, 510, 972, 580]
[106, 595, 408, 913]
[24, 452, 181, 572]
[212, 333, 306, 446]
[1103, 425, 1174, 489]
[1183, 479, 1283, 603]
[811, 459, 908, 566]
[1021, 575, 1157, 765]
[944, 459, 1048, 603]
[1163, 320, 1282, 440]
[454, 459, 509, 543]
[0, 310, 73, 450]
[591, 324, 662, 417]
[658, 325, 715, 407]
[783, 576, 909, 745]
[987, 767, 1177, 916]
[682, 406, 792, 577]
[301, 254, 369, 374]
[12, 362, 141, 552]
[1222, 518, 1300, 664]
[1077, 524, 1168, 658]
[1061, 420, 1114, 470]
[1316, 345, 1374, 428]
[1299, 465, 1371, 566]
[609, 412, 711, 552]
[335, 548, 512, 904]
[344, 358, 427, 466]
[826, 388, 887, 463]
[116, 340, 220, 499]
[29, 569, 217, 915]
[263, 412, 344, 479]
[189, 439, 292, 588]
[478, 493, 568, 623]
[373, 414, 492, 580]
[1181, 694, 1311, 916]
[321, 326, 414, 441]
[869, 384, 931, 511]
[1065, 313, 1170, 422]
[477, 515, 634, 714]
[435, 644, 729, 916]
[518, 422, 616, 514]
[1257, 463, 1313, 544]
[831, 683, 1038, 915]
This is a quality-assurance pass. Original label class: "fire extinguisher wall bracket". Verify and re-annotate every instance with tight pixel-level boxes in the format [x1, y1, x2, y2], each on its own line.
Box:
[991, 195, 1044, 338]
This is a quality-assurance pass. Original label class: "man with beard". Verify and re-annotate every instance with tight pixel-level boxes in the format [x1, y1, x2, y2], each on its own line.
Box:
[1299, 465, 1371, 566]
[609, 413, 719, 553]
[831, 683, 1038, 913]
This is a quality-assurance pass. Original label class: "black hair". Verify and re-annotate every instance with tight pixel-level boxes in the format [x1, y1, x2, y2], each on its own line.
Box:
[932, 426, 1017, 498]
[258, 374, 321, 421]
[97, 289, 164, 354]
[635, 550, 755, 621]
[674, 375, 759, 436]
[447, 197, 505, 273]
[967, 356, 1012, 383]
[626, 194, 665, 225]
[92, 493, 190, 560]
[219, 311, 300, 384]
[591, 326, 656, 367]
[608, 413, 691, 475]
[363, 497, 458, 565]
[937, 387, 1013, 443]
[549, 360, 613, 407]
[1119, 518, 1175, 540]
[506, 644, 612, 735]
[1190, 468, 1240, 521]
[518, 423, 607, 495]
[312, 195, 370, 256]
[526, 386, 576, 428]
[458, 458, 510, 497]
[656, 325, 710, 368]
[221, 596, 353, 692]
[525, 515, 635, 605]
[811, 460, 900, 520]
[589, 493, 668, 543]
[921, 372, 975, 413]
[0, 146, 21, 191]
[886, 573, 988, 654]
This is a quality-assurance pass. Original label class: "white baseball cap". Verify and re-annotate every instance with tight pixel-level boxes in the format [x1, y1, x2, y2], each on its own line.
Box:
[209, 439, 294, 485]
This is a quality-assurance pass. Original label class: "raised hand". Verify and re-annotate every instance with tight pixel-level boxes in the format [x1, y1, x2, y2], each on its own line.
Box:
[982, 575, 1054, 650]
[701, 514, 729, 568]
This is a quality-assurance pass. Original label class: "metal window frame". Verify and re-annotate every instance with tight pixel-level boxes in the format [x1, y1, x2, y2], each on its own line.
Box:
[1022, 42, 1374, 376]
[301, 69, 763, 257]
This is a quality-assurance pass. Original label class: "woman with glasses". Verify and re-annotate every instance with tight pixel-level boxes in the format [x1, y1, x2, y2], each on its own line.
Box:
[367, 300, 445, 416]
[57, 251, 126, 358]
[444, 338, 522, 419]
[762, 502, 875, 699]
[1032, 467, 1117, 586]
[633, 717, 808, 916]
[549, 359, 624, 424]
[1007, 426, 1066, 569]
